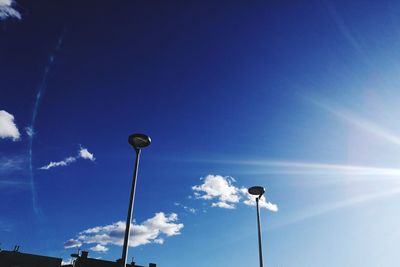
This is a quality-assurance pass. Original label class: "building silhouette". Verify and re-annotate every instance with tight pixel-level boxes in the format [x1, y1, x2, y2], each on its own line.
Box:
[0, 248, 156, 267]
[0, 246, 62, 267]
[67, 251, 156, 267]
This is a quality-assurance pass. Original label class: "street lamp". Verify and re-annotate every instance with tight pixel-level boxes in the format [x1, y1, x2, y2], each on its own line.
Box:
[248, 186, 266, 267]
[120, 133, 151, 267]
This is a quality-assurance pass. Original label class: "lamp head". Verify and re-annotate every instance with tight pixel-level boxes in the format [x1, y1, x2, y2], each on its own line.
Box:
[248, 186, 265, 197]
[128, 133, 151, 149]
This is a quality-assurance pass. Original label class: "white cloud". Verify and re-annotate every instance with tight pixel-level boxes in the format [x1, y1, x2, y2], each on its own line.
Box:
[79, 147, 95, 161]
[39, 156, 76, 170]
[240, 188, 279, 212]
[192, 175, 241, 209]
[211, 201, 235, 209]
[192, 175, 278, 212]
[39, 147, 95, 170]
[64, 239, 82, 248]
[65, 212, 183, 249]
[0, 110, 20, 141]
[0, 0, 21, 20]
[90, 244, 108, 252]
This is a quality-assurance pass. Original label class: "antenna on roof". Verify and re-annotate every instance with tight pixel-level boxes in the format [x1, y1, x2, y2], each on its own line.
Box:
[71, 248, 81, 258]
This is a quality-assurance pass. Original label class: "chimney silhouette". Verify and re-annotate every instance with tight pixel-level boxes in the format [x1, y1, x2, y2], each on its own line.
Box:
[81, 251, 88, 259]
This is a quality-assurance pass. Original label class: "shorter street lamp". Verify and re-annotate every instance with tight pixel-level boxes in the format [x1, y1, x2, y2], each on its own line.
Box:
[120, 134, 151, 267]
[248, 186, 266, 267]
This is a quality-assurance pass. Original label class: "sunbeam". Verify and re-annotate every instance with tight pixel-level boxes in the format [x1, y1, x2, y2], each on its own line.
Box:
[311, 99, 400, 146]
[202, 158, 400, 177]
[274, 186, 400, 228]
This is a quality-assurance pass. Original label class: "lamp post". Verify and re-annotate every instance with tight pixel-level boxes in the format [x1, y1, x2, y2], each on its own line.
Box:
[248, 186, 266, 267]
[120, 133, 151, 267]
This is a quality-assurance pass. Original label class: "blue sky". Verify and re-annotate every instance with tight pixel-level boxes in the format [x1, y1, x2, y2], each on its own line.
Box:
[2, 1, 400, 266]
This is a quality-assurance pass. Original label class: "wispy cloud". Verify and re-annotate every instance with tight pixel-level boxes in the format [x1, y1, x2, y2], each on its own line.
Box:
[39, 156, 76, 170]
[25, 126, 34, 137]
[0, 155, 25, 174]
[39, 147, 95, 170]
[65, 212, 183, 251]
[64, 239, 82, 249]
[27, 31, 65, 215]
[0, 110, 20, 141]
[192, 175, 278, 212]
[174, 202, 196, 214]
[0, 155, 28, 190]
[0, 179, 29, 189]
[0, 0, 21, 20]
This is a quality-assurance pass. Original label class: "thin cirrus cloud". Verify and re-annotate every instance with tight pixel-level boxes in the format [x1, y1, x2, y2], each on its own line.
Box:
[0, 155, 25, 174]
[0, 110, 20, 141]
[0, 0, 21, 20]
[64, 212, 183, 252]
[0, 155, 28, 189]
[39, 147, 95, 170]
[192, 174, 278, 212]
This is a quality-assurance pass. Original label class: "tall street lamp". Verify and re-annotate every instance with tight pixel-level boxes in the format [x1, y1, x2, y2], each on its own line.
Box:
[120, 133, 151, 267]
[248, 186, 266, 267]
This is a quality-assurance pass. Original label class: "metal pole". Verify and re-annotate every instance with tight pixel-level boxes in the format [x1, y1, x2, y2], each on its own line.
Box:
[121, 148, 141, 267]
[256, 196, 264, 267]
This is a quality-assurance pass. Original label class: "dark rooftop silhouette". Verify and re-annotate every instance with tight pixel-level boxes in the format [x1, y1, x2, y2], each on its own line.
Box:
[0, 247, 61, 267]
[0, 248, 156, 267]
